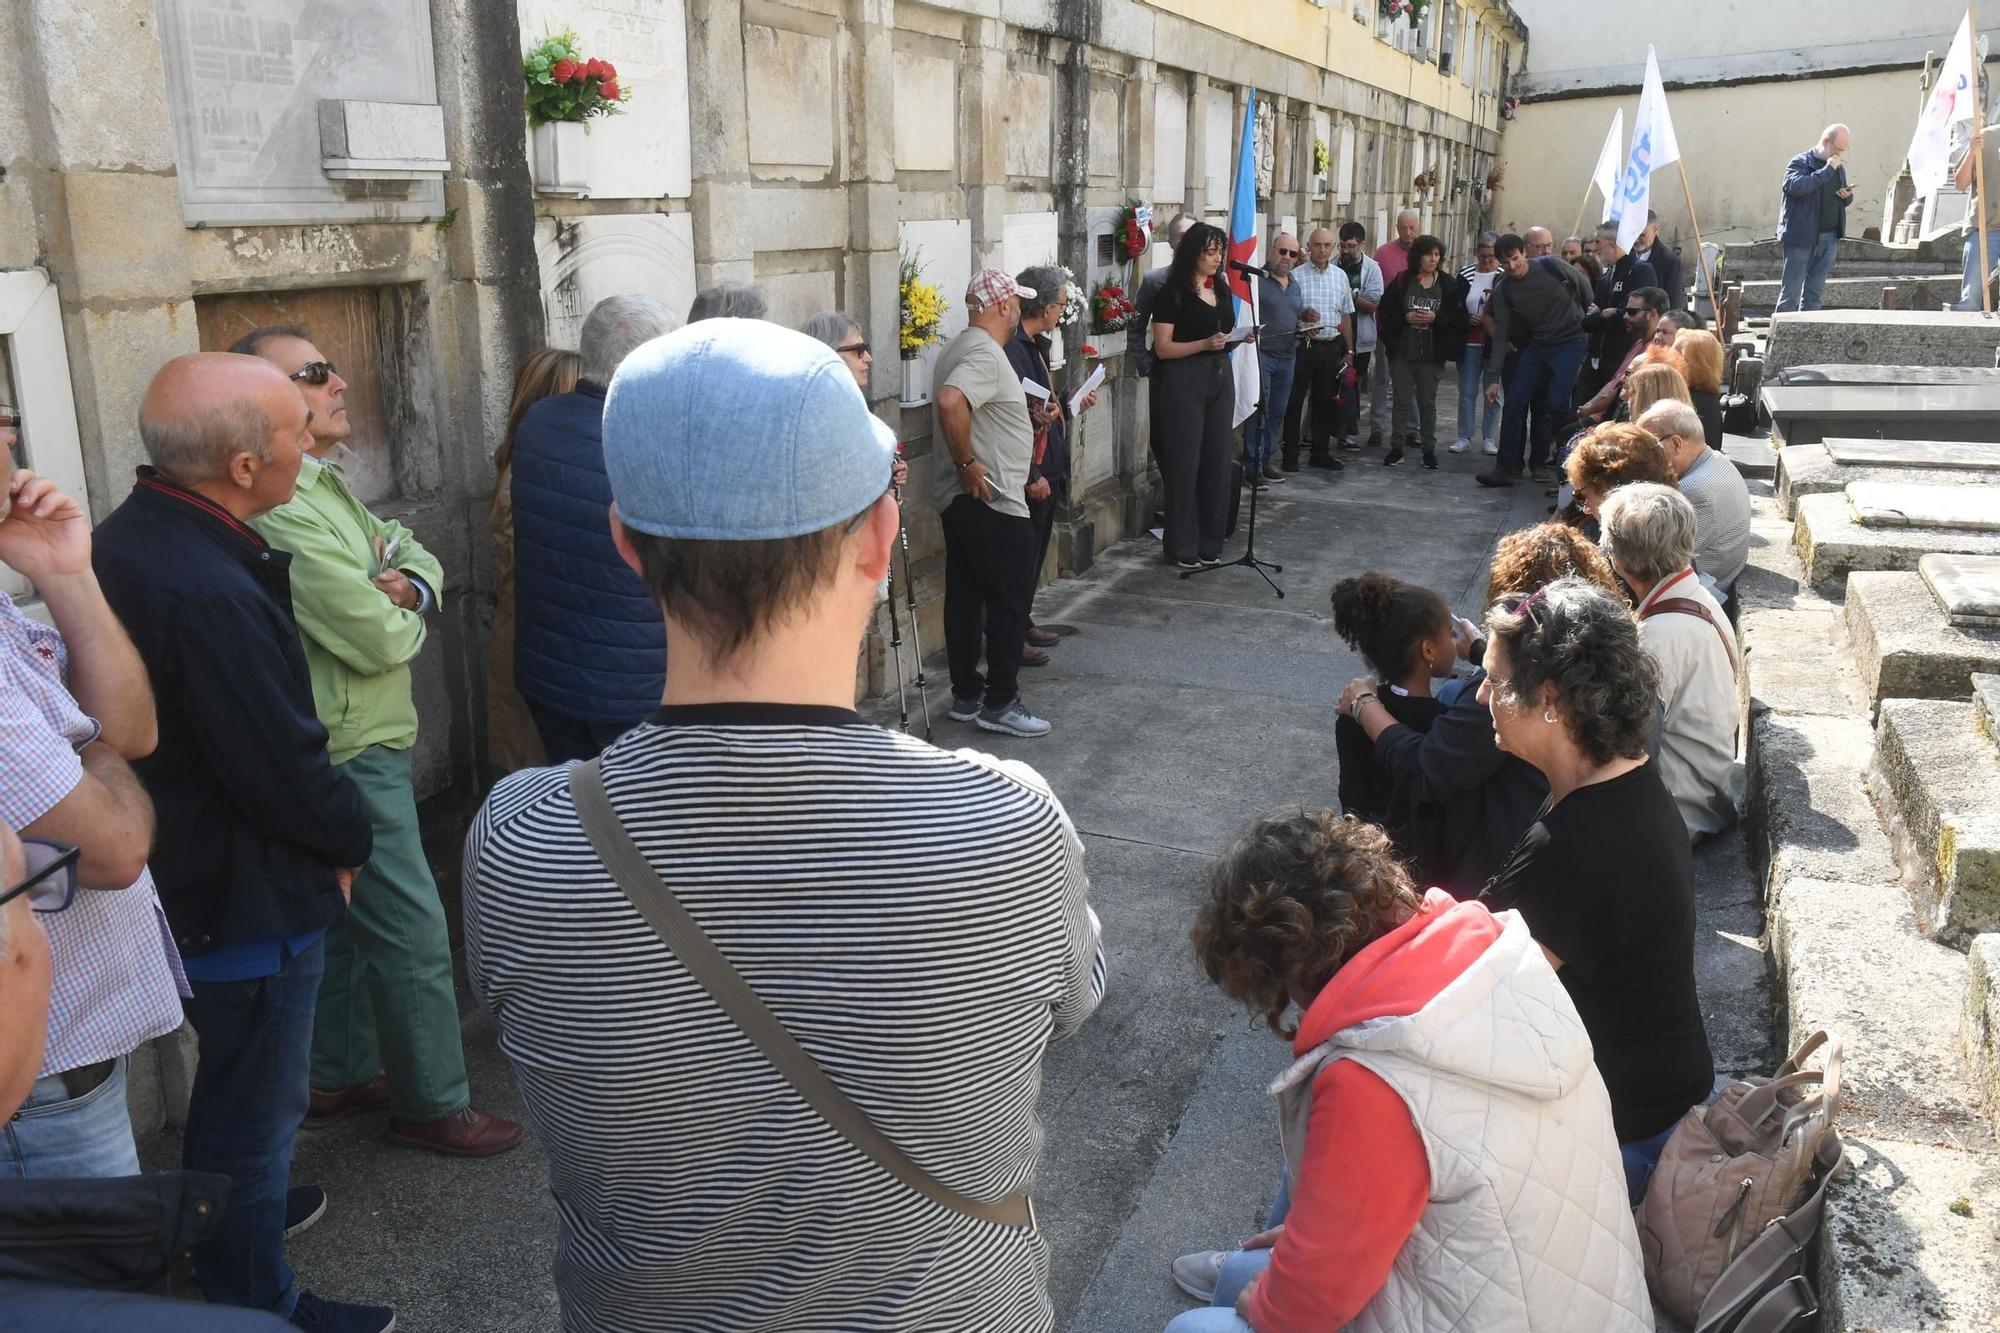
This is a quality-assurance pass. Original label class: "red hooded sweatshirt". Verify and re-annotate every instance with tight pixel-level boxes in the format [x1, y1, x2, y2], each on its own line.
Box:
[1246, 890, 1504, 1333]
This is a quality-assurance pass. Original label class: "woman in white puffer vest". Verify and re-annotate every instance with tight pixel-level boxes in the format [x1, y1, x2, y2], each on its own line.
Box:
[1166, 811, 1652, 1333]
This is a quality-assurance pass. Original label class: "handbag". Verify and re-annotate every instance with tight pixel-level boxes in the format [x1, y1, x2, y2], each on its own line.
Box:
[568, 756, 1035, 1230]
[1637, 1030, 1845, 1328]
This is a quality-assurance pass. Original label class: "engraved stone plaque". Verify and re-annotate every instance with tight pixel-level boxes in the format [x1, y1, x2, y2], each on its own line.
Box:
[519, 0, 693, 199]
[536, 214, 698, 350]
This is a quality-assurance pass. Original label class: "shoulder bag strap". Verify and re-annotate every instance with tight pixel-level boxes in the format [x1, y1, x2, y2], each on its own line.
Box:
[568, 757, 1034, 1230]
[1641, 596, 1739, 672]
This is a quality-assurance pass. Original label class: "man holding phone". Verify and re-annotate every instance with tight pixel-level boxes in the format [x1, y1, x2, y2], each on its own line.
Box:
[234, 325, 521, 1159]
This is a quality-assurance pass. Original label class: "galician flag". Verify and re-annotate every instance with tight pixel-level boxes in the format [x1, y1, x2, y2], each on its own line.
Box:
[1612, 46, 1680, 251]
[1227, 90, 1261, 428]
[1591, 109, 1625, 223]
[1907, 10, 1978, 196]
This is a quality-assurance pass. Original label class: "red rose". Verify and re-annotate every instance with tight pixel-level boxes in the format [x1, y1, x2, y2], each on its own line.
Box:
[584, 57, 604, 79]
[551, 58, 577, 83]
[599, 60, 617, 79]
[1081, 344, 1099, 357]
[600, 80, 621, 101]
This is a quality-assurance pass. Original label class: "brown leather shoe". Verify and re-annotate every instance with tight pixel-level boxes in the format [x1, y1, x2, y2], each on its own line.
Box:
[304, 1077, 390, 1128]
[1025, 625, 1060, 648]
[386, 1106, 525, 1158]
[1021, 647, 1051, 667]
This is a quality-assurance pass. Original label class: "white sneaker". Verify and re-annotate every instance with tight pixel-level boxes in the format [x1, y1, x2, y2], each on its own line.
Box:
[1448, 438, 1470, 454]
[1481, 439, 1499, 456]
[1171, 1249, 1227, 1302]
[976, 698, 1051, 737]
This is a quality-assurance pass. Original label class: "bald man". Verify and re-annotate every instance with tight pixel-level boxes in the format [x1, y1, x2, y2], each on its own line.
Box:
[1284, 227, 1358, 468]
[1777, 123, 1852, 312]
[1526, 226, 1556, 258]
[91, 355, 392, 1330]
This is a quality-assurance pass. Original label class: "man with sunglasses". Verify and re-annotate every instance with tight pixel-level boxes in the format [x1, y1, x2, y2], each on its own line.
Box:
[231, 325, 522, 1162]
[0, 466, 187, 1184]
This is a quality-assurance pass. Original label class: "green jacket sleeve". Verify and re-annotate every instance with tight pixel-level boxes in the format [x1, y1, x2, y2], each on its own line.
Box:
[377, 514, 446, 611]
[256, 502, 432, 679]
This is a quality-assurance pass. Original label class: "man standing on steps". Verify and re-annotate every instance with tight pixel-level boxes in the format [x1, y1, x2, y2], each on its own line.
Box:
[1283, 227, 1357, 471]
[1776, 124, 1851, 313]
[234, 324, 522, 1160]
[1366, 209, 1420, 451]
[934, 268, 1052, 738]
[1478, 233, 1592, 489]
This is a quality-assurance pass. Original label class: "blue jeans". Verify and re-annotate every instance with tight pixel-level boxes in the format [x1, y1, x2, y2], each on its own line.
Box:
[1456, 341, 1500, 445]
[0, 1057, 140, 1179]
[0, 1283, 292, 1331]
[1777, 232, 1839, 312]
[1244, 353, 1296, 476]
[1163, 1175, 1291, 1331]
[1959, 231, 1993, 310]
[181, 938, 325, 1318]
[1496, 337, 1587, 474]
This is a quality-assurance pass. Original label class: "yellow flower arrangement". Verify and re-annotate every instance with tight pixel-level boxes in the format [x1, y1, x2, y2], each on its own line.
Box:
[899, 254, 948, 357]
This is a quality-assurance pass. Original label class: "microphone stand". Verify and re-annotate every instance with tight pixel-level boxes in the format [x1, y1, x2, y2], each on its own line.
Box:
[1184, 267, 1284, 598]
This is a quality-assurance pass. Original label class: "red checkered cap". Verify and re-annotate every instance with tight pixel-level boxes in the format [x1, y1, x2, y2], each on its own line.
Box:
[966, 268, 1037, 312]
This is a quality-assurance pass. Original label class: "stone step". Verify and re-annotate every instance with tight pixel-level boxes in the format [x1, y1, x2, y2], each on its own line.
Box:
[1850, 481, 2000, 533]
[1844, 571, 2000, 705]
[1737, 275, 1959, 310]
[1967, 934, 2000, 1135]
[1871, 697, 2000, 939]
[1762, 309, 2000, 381]
[1774, 444, 2000, 519]
[1721, 432, 1775, 481]
[1794, 491, 2000, 594]
[1747, 709, 1900, 904]
[1979, 673, 2000, 739]
[1762, 382, 2000, 449]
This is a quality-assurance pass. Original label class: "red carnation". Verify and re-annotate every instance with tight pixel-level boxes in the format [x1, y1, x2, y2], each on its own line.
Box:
[599, 80, 621, 101]
[551, 58, 577, 83]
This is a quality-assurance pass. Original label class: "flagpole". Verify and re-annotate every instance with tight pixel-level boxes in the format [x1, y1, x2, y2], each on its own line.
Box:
[1571, 182, 1597, 241]
[1973, 3, 1993, 312]
[1675, 160, 1722, 318]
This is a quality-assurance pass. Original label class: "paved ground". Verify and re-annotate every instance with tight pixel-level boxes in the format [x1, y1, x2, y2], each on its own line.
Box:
[147, 375, 1774, 1331]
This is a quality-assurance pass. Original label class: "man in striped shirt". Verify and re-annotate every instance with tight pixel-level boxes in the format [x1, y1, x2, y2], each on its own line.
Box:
[465, 319, 1105, 1332]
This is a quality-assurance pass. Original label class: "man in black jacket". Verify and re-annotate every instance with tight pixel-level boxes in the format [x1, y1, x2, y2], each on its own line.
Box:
[1580, 221, 1658, 402]
[92, 354, 391, 1331]
[1632, 210, 1685, 310]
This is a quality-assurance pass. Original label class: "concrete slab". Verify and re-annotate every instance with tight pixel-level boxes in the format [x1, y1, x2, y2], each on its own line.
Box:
[1924, 553, 2000, 629]
[1721, 432, 1775, 480]
[1794, 491, 2000, 594]
[1775, 443, 2000, 519]
[1844, 571, 2000, 704]
[1762, 382, 2000, 448]
[1776, 365, 2000, 389]
[1740, 604, 1867, 720]
[1818, 1133, 2000, 1333]
[1737, 506, 1823, 610]
[1826, 437, 2000, 469]
[1978, 674, 2000, 742]
[1761, 308, 2000, 380]
[1872, 697, 2000, 939]
[1849, 481, 2000, 533]
[1744, 710, 1900, 905]
[1966, 934, 2000, 1135]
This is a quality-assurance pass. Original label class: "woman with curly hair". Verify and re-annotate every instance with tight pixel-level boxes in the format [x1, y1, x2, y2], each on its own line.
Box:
[1334, 524, 1624, 896]
[1164, 810, 1649, 1333]
[1478, 577, 1717, 1201]
[1563, 421, 1676, 531]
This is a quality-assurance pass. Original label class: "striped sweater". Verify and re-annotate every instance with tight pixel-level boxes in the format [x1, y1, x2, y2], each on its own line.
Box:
[463, 703, 1105, 1332]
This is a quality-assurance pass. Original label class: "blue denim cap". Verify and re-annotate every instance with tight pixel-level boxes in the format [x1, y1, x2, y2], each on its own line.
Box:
[601, 318, 897, 540]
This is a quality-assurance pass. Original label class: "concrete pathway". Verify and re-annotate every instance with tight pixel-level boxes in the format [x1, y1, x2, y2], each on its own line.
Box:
[150, 380, 1774, 1331]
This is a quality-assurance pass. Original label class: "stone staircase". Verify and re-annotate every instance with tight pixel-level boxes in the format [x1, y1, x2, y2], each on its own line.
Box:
[1719, 235, 1964, 317]
[1735, 382, 2000, 1327]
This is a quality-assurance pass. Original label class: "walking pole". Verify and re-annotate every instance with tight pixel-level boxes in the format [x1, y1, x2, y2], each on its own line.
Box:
[1675, 159, 1723, 317]
[892, 482, 933, 739]
[879, 531, 911, 734]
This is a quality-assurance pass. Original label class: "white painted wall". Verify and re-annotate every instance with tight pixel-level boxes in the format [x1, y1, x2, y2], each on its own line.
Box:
[1510, 0, 1977, 76]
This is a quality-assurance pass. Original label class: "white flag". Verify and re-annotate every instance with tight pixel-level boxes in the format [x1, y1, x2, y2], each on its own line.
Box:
[1612, 47, 1681, 251]
[1907, 11, 1978, 196]
[1591, 109, 1626, 222]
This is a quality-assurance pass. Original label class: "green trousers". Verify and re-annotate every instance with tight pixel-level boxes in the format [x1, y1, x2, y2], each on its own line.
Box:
[311, 744, 469, 1121]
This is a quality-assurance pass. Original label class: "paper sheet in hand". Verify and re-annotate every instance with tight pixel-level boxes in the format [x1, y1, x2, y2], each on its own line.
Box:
[1021, 378, 1052, 402]
[1224, 327, 1260, 348]
[1066, 364, 1106, 417]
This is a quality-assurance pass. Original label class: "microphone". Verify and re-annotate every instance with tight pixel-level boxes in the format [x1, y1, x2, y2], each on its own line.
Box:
[1228, 258, 1273, 279]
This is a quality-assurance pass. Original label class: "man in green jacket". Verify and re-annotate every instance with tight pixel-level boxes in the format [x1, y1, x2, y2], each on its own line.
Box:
[237, 326, 522, 1158]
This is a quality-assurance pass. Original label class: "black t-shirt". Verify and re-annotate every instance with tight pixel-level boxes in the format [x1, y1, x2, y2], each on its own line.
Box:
[1481, 761, 1714, 1141]
[1152, 280, 1230, 351]
[1337, 692, 1448, 887]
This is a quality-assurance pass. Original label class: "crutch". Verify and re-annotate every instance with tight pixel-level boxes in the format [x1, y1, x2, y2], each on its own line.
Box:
[892, 483, 933, 738]
[880, 525, 912, 733]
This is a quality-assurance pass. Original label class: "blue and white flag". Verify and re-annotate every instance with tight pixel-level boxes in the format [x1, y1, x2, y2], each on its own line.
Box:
[1591, 109, 1625, 224]
[1612, 47, 1680, 251]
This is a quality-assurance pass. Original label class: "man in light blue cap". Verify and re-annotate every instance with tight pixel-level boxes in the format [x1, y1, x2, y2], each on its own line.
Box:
[462, 317, 1106, 1330]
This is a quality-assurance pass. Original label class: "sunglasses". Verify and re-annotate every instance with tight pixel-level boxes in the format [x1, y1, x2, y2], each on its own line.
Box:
[836, 342, 872, 359]
[1275, 248, 1303, 258]
[289, 361, 338, 386]
[0, 839, 81, 915]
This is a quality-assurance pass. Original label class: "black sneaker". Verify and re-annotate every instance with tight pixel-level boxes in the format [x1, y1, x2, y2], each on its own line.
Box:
[290, 1290, 396, 1333]
[1199, 555, 1223, 567]
[1309, 454, 1344, 471]
[1527, 464, 1553, 483]
[1365, 429, 1383, 450]
[1382, 445, 1405, 466]
[1278, 456, 1301, 473]
[1342, 437, 1363, 453]
[285, 1185, 328, 1240]
[1475, 466, 1520, 488]
[1262, 469, 1287, 485]
[1422, 447, 1439, 470]
[1176, 557, 1201, 570]
[1245, 473, 1268, 491]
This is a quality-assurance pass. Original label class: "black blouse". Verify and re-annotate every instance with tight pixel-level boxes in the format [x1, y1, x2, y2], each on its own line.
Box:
[1153, 280, 1231, 351]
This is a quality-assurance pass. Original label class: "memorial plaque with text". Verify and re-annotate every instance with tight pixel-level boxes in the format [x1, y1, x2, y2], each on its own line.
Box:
[519, 0, 691, 199]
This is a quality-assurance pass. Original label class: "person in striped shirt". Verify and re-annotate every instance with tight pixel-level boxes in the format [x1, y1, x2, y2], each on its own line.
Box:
[464, 319, 1106, 1333]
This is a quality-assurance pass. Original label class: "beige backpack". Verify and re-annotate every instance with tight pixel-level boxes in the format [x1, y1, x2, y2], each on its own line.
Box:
[1636, 1031, 1845, 1330]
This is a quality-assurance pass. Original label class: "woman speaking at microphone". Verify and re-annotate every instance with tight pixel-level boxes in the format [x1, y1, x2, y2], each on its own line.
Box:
[1150, 222, 1238, 571]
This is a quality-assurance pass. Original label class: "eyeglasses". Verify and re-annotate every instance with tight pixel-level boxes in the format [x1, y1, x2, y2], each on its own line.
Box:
[0, 839, 81, 915]
[1275, 248, 1303, 258]
[836, 342, 872, 359]
[288, 361, 338, 386]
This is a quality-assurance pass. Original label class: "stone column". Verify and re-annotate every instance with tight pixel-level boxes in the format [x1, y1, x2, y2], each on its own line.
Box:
[1118, 60, 1159, 490]
[844, 0, 900, 416]
[1185, 73, 1210, 218]
[686, 0, 756, 287]
[19, 0, 199, 520]
[962, 17, 1010, 272]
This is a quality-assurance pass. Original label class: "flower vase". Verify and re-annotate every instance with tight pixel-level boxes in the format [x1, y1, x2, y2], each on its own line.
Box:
[531, 121, 590, 196]
[900, 353, 931, 407]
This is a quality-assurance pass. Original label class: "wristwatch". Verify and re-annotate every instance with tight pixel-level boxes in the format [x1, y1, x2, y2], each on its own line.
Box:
[1350, 692, 1378, 721]
[954, 458, 977, 471]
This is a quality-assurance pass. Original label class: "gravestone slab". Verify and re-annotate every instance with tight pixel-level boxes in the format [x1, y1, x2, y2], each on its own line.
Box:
[1763, 383, 2000, 447]
[1845, 571, 2000, 704]
[1002, 213, 1059, 280]
[1849, 482, 2000, 533]
[536, 214, 697, 350]
[892, 48, 956, 173]
[160, 0, 446, 224]
[1826, 438, 2000, 470]
[1777, 442, 2000, 518]
[1794, 492, 2000, 593]
[1923, 554, 2000, 629]
[1763, 309, 2000, 379]
[519, 0, 692, 199]
[1153, 81, 1187, 202]
[1777, 364, 2000, 388]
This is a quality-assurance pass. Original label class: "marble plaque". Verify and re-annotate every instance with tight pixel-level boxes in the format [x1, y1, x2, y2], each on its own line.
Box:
[1824, 439, 2000, 471]
[1203, 91, 1235, 200]
[520, 0, 692, 199]
[536, 214, 697, 349]
[893, 50, 957, 173]
[1848, 482, 2000, 533]
[1921, 554, 2000, 628]
[899, 218, 972, 347]
[1154, 82, 1188, 202]
[1088, 85, 1121, 178]
[160, 0, 445, 224]
[1003, 213, 1060, 278]
[1006, 72, 1054, 179]
[744, 23, 835, 175]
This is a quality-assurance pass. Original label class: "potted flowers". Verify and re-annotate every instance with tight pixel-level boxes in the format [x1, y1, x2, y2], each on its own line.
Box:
[1090, 280, 1137, 334]
[523, 31, 630, 196]
[898, 253, 947, 406]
